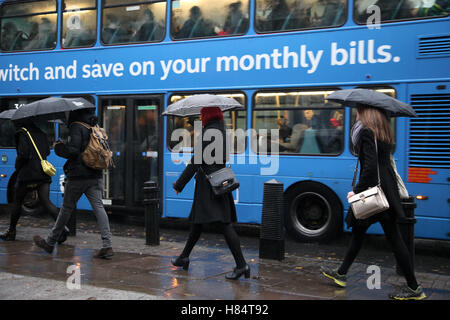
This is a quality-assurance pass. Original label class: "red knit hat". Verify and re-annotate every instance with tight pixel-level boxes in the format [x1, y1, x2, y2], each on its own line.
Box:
[201, 107, 223, 126]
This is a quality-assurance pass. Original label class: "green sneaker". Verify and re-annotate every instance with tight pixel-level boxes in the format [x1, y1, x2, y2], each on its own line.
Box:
[320, 266, 347, 288]
[389, 285, 426, 300]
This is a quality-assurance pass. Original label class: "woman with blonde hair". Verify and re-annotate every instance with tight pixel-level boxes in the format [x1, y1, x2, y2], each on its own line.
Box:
[320, 104, 426, 300]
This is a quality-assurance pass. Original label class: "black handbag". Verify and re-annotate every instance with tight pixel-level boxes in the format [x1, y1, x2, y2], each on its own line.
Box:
[201, 166, 240, 196]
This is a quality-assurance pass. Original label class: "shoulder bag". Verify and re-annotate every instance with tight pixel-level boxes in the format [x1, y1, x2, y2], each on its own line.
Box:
[201, 166, 239, 196]
[348, 139, 389, 220]
[22, 127, 56, 177]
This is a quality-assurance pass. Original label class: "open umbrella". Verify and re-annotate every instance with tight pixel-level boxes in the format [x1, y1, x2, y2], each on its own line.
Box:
[162, 94, 244, 117]
[0, 109, 16, 120]
[326, 89, 417, 117]
[11, 97, 96, 121]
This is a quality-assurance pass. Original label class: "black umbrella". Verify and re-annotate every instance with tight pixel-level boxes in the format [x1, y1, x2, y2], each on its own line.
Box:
[11, 97, 96, 121]
[0, 109, 16, 120]
[326, 89, 417, 117]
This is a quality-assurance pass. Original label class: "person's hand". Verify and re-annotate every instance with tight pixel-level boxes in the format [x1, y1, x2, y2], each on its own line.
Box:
[173, 183, 180, 195]
[347, 191, 355, 199]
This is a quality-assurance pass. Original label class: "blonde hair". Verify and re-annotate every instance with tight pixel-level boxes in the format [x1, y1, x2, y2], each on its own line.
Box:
[357, 105, 394, 145]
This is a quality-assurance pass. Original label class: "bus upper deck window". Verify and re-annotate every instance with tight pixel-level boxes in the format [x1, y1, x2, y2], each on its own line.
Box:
[354, 0, 449, 24]
[101, 0, 166, 45]
[0, 0, 57, 52]
[252, 90, 344, 155]
[62, 0, 97, 49]
[255, 0, 347, 33]
[171, 0, 250, 40]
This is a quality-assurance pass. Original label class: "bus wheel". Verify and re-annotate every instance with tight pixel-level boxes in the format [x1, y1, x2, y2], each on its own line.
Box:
[285, 182, 342, 243]
[7, 173, 43, 216]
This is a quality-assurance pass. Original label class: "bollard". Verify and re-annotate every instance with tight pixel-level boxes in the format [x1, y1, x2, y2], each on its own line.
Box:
[396, 196, 417, 276]
[259, 179, 285, 261]
[144, 180, 160, 246]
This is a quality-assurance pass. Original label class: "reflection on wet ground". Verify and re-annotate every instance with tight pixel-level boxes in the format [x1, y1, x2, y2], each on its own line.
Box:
[1, 234, 449, 300]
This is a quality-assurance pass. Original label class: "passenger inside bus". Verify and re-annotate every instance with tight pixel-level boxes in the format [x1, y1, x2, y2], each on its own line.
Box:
[25, 17, 56, 50]
[258, 0, 290, 31]
[102, 14, 133, 44]
[310, 0, 346, 27]
[222, 1, 249, 34]
[410, 0, 450, 16]
[174, 6, 216, 39]
[355, 0, 416, 22]
[63, 16, 95, 48]
[1, 21, 24, 51]
[133, 9, 164, 42]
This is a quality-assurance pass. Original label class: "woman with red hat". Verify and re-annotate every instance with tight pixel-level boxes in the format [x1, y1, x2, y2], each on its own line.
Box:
[171, 106, 250, 280]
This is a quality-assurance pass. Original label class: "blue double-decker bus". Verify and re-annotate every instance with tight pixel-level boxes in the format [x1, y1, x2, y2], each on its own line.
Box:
[0, 0, 449, 242]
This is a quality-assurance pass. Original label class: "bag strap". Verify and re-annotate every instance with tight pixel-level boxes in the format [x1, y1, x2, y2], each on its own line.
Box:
[352, 136, 381, 188]
[21, 127, 43, 162]
[71, 121, 91, 130]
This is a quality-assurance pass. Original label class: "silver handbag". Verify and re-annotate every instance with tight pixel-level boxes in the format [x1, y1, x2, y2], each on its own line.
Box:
[348, 139, 390, 220]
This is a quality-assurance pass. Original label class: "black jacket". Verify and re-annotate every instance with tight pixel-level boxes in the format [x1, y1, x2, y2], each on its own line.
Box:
[55, 112, 102, 180]
[173, 120, 237, 224]
[14, 124, 52, 184]
[346, 128, 405, 228]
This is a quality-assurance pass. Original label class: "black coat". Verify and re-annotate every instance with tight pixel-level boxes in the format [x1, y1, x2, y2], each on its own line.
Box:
[14, 124, 51, 184]
[55, 111, 102, 180]
[346, 128, 405, 228]
[173, 120, 237, 224]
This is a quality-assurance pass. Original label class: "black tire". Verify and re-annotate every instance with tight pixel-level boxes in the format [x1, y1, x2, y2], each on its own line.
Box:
[285, 181, 343, 243]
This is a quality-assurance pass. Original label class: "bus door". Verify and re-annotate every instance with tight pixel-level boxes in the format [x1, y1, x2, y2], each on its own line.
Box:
[99, 95, 162, 209]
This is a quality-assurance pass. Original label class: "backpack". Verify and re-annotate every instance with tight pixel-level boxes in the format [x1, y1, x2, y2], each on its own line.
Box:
[71, 121, 114, 170]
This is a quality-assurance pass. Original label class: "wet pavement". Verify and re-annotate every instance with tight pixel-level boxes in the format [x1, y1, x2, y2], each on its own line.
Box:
[0, 212, 449, 300]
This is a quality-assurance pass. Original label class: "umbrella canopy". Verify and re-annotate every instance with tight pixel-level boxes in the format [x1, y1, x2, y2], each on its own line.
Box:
[11, 97, 95, 121]
[162, 94, 244, 117]
[326, 89, 417, 117]
[0, 109, 16, 120]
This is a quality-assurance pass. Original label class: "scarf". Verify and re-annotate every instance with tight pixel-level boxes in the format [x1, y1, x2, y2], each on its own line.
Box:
[351, 120, 364, 146]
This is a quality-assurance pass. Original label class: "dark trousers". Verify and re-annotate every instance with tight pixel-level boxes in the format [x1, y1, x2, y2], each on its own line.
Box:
[180, 222, 247, 269]
[338, 214, 418, 290]
[9, 182, 59, 230]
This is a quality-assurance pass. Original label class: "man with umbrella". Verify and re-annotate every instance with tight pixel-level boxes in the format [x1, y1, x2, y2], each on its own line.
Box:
[32, 102, 114, 259]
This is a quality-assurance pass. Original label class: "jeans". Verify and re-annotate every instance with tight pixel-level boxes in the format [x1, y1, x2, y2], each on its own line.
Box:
[47, 178, 112, 248]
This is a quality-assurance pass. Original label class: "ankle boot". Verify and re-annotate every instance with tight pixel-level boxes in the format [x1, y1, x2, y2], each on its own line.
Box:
[171, 256, 190, 270]
[0, 229, 16, 241]
[226, 264, 250, 280]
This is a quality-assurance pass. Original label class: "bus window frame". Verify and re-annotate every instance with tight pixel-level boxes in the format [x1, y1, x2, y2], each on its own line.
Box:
[100, 0, 167, 46]
[0, 0, 58, 53]
[352, 1, 449, 26]
[169, 0, 250, 41]
[60, 0, 98, 50]
[253, 0, 348, 35]
[166, 90, 248, 154]
[251, 87, 345, 157]
[348, 85, 398, 157]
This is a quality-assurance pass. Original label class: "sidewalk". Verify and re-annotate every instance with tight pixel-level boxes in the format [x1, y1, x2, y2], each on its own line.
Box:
[1, 224, 449, 300]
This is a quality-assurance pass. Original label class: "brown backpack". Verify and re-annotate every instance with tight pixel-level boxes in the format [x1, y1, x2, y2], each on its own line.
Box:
[71, 121, 114, 170]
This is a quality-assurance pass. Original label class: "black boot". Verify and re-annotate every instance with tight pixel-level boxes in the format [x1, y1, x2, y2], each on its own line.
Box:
[226, 264, 250, 280]
[171, 256, 190, 270]
[0, 229, 16, 241]
[57, 230, 69, 245]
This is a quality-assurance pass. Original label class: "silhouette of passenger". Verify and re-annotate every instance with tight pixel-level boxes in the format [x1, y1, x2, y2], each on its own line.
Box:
[223, 1, 249, 34]
[63, 16, 95, 48]
[260, 0, 290, 31]
[133, 9, 163, 42]
[25, 17, 56, 49]
[175, 6, 215, 39]
[102, 14, 121, 44]
[311, 0, 346, 27]
[1, 21, 23, 51]
[411, 0, 450, 16]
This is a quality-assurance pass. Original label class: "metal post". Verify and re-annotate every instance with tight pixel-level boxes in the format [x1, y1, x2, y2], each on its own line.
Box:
[396, 196, 417, 276]
[144, 180, 160, 246]
[259, 179, 285, 261]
